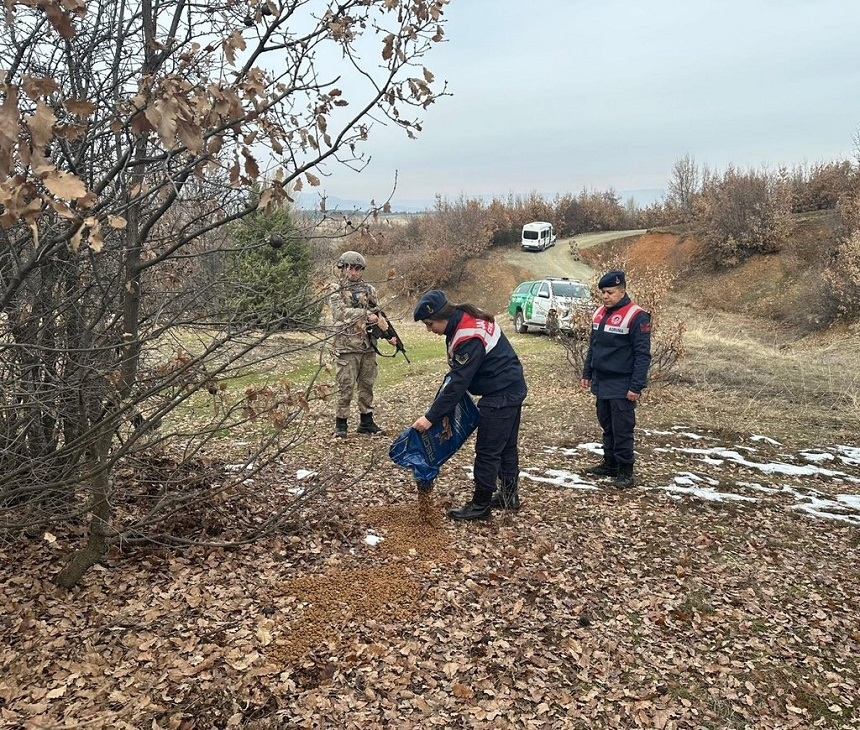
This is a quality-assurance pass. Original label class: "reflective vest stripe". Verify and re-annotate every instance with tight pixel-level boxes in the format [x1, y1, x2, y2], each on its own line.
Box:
[592, 303, 645, 335]
[449, 315, 501, 358]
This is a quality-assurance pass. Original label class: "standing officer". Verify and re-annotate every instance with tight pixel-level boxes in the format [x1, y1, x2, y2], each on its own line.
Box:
[329, 251, 386, 437]
[581, 270, 652, 488]
[412, 290, 528, 520]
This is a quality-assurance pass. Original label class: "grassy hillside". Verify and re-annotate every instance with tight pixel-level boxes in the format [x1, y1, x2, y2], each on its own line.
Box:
[584, 210, 845, 334]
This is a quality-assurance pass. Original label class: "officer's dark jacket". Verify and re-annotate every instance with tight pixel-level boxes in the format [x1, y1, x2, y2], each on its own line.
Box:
[583, 295, 652, 399]
[426, 310, 527, 424]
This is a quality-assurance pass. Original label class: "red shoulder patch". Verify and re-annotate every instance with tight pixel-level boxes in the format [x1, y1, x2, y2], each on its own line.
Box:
[640, 322, 652, 333]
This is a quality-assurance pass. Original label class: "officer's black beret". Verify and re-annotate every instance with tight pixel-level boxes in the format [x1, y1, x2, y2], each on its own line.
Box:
[598, 270, 626, 289]
[413, 290, 448, 321]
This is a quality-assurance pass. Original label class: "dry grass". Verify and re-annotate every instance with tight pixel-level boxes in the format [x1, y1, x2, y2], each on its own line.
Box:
[656, 310, 860, 440]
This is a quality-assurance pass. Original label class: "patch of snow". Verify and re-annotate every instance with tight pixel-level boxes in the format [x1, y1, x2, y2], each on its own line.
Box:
[296, 469, 317, 480]
[677, 447, 846, 478]
[542, 446, 579, 457]
[800, 451, 834, 463]
[522, 437, 859, 527]
[364, 533, 384, 547]
[750, 435, 783, 446]
[836, 445, 860, 465]
[578, 443, 604, 455]
[225, 463, 255, 472]
[736, 481, 780, 494]
[780, 485, 825, 500]
[659, 485, 757, 503]
[837, 493, 860, 510]
[675, 471, 719, 486]
[520, 468, 598, 491]
[792, 500, 860, 526]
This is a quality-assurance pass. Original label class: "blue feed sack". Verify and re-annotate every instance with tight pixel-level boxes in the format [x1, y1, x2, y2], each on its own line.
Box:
[389, 394, 479, 487]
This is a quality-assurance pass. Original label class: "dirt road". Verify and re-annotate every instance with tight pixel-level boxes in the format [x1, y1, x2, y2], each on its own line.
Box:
[502, 229, 646, 281]
[449, 229, 646, 318]
[377, 229, 646, 318]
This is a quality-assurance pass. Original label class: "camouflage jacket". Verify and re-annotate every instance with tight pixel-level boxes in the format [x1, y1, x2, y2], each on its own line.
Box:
[329, 279, 380, 355]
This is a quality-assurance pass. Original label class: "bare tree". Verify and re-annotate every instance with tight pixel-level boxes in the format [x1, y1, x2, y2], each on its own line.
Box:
[0, 0, 449, 586]
[668, 153, 700, 222]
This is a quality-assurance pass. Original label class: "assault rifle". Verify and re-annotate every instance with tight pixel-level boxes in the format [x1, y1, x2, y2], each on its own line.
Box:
[366, 312, 410, 363]
[345, 286, 410, 363]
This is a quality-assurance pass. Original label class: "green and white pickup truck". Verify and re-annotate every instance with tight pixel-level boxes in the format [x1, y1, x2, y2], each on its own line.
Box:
[507, 277, 592, 334]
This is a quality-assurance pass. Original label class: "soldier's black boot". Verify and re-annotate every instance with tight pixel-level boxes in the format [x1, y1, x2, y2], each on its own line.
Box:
[448, 488, 492, 522]
[357, 412, 383, 434]
[613, 463, 635, 489]
[584, 456, 618, 477]
[334, 417, 348, 438]
[490, 478, 520, 511]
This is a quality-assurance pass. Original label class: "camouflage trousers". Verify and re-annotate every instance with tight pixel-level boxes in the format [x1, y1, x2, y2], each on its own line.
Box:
[335, 350, 378, 420]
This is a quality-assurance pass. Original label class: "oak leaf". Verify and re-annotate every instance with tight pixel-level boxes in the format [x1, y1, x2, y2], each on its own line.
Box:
[43, 171, 87, 201]
[452, 684, 475, 699]
[64, 99, 98, 116]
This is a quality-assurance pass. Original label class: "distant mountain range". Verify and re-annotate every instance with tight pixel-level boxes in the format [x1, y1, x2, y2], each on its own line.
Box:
[295, 189, 667, 214]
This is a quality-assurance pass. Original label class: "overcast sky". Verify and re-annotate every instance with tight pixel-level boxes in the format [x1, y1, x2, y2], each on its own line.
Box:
[318, 0, 860, 208]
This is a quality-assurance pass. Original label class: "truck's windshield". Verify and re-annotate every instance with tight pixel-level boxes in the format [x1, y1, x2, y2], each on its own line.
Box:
[552, 282, 590, 298]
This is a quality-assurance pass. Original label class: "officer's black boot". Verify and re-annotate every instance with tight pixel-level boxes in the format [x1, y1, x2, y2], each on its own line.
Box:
[613, 463, 635, 489]
[334, 417, 348, 438]
[448, 488, 492, 522]
[584, 455, 618, 477]
[357, 412, 383, 435]
[490, 478, 520, 511]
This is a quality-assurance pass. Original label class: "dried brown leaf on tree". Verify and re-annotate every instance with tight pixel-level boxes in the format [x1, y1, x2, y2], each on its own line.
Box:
[43, 170, 87, 200]
[22, 75, 59, 99]
[64, 98, 98, 116]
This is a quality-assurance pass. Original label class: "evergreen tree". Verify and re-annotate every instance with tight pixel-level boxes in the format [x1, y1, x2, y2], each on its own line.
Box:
[227, 205, 320, 329]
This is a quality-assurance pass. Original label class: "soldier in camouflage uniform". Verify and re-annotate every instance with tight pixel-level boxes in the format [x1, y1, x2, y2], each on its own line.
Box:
[329, 251, 387, 437]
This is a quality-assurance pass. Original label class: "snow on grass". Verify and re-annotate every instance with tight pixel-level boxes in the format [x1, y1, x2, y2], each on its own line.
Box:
[661, 485, 757, 503]
[800, 451, 835, 463]
[523, 435, 860, 525]
[520, 467, 598, 491]
[751, 434, 783, 446]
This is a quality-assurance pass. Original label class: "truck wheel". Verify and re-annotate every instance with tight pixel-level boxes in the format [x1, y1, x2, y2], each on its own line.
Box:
[515, 311, 528, 334]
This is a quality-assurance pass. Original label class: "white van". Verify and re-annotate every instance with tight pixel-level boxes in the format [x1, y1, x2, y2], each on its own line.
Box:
[521, 221, 557, 251]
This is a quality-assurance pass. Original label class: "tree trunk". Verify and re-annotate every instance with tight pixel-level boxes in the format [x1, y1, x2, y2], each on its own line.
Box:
[55, 429, 114, 589]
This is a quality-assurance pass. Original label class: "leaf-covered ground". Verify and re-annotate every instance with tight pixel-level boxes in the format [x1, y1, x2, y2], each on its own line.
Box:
[2, 321, 859, 730]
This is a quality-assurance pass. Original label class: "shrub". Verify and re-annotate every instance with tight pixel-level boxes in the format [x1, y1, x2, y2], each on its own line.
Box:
[694, 166, 794, 267]
[789, 161, 856, 213]
[386, 196, 494, 294]
[821, 230, 860, 321]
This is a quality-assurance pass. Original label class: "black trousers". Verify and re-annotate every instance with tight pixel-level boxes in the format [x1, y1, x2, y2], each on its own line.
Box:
[595, 397, 636, 465]
[473, 404, 522, 498]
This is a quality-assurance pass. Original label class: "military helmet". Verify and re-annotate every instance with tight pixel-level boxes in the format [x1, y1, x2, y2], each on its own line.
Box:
[337, 250, 366, 269]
